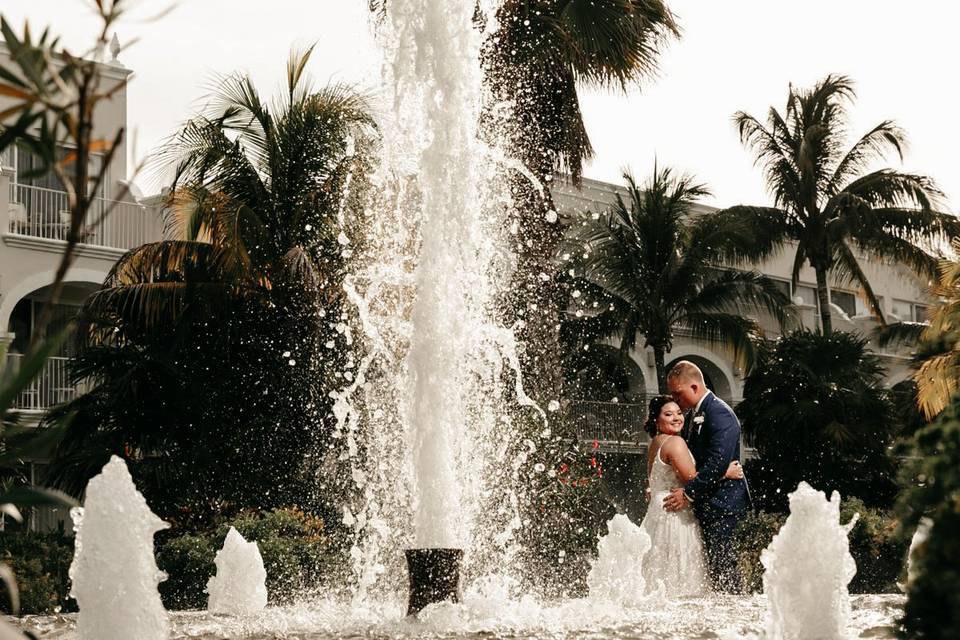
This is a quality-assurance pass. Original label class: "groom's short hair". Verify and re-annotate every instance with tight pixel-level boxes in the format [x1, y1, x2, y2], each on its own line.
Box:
[668, 360, 705, 385]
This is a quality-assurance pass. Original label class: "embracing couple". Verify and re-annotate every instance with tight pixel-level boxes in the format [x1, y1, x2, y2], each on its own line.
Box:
[639, 360, 751, 596]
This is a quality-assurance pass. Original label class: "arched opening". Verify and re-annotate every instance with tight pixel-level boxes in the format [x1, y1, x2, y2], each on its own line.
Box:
[665, 354, 733, 402]
[567, 344, 647, 443]
[4, 281, 99, 412]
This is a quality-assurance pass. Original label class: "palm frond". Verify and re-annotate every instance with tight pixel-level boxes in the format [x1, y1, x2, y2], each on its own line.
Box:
[874, 321, 925, 348]
[684, 312, 762, 373]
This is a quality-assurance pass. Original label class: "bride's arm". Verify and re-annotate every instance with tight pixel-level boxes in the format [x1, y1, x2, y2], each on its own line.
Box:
[661, 438, 697, 484]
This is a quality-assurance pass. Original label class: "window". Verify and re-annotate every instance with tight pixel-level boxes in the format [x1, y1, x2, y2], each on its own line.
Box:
[794, 284, 818, 307]
[891, 299, 912, 321]
[891, 299, 930, 323]
[13, 142, 107, 198]
[770, 279, 791, 300]
[831, 290, 856, 317]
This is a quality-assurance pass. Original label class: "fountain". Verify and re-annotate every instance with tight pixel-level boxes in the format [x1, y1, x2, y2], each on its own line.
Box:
[335, 0, 531, 611]
[206, 527, 268, 615]
[761, 482, 859, 640]
[587, 513, 653, 607]
[68, 456, 169, 640]
[9, 1, 914, 637]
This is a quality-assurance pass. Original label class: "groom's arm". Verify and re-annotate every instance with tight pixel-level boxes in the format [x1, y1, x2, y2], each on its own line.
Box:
[684, 411, 740, 503]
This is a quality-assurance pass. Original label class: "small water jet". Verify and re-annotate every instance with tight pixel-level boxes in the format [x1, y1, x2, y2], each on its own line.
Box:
[207, 526, 268, 615]
[761, 482, 859, 640]
[69, 455, 169, 640]
[587, 513, 652, 607]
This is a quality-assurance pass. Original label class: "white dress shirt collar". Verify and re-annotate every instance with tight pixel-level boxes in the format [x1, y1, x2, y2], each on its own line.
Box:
[694, 389, 712, 414]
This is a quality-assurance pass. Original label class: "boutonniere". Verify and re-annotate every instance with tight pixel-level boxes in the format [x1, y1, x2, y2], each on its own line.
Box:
[693, 416, 705, 425]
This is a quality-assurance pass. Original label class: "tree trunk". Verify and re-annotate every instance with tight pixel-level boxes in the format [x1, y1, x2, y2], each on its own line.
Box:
[814, 266, 833, 334]
[653, 345, 668, 395]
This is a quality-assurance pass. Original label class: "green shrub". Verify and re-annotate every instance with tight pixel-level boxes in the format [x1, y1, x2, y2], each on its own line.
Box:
[735, 499, 906, 594]
[0, 531, 75, 614]
[896, 396, 960, 639]
[157, 507, 345, 610]
[738, 331, 900, 510]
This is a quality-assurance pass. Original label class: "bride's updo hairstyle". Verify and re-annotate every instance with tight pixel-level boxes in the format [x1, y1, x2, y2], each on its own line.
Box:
[644, 395, 674, 438]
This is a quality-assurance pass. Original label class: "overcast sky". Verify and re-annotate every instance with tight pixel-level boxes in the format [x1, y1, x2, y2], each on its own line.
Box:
[1, 0, 957, 211]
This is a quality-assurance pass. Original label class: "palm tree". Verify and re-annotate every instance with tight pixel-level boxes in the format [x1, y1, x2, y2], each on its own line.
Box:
[481, 1, 680, 405]
[43, 50, 376, 518]
[733, 74, 958, 334]
[876, 237, 960, 419]
[564, 166, 790, 393]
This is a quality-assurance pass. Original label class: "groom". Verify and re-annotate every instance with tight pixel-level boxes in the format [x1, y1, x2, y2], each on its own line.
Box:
[663, 361, 750, 593]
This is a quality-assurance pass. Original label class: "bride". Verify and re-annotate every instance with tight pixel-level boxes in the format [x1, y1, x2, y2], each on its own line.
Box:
[639, 395, 743, 596]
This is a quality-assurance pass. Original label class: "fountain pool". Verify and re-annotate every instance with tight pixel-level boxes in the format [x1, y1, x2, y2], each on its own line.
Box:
[13, 593, 904, 639]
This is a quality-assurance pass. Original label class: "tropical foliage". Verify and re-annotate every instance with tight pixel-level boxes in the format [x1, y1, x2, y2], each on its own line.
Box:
[480, 0, 680, 408]
[896, 395, 960, 639]
[41, 49, 376, 525]
[562, 166, 790, 393]
[738, 330, 899, 510]
[876, 238, 960, 419]
[733, 75, 957, 333]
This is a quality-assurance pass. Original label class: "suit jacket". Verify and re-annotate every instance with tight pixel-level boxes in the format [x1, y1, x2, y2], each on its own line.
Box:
[684, 392, 751, 516]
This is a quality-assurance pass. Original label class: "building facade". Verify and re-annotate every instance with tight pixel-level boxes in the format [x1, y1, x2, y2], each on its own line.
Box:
[552, 176, 928, 444]
[0, 43, 163, 529]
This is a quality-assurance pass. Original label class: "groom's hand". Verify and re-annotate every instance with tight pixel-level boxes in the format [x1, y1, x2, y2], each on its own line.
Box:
[663, 488, 690, 512]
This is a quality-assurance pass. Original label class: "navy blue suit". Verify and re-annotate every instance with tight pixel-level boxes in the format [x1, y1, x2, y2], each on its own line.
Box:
[684, 392, 750, 593]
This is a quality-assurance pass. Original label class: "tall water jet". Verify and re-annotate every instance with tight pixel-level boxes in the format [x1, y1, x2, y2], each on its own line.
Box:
[337, 0, 532, 603]
[761, 482, 859, 640]
[206, 527, 268, 615]
[69, 456, 169, 640]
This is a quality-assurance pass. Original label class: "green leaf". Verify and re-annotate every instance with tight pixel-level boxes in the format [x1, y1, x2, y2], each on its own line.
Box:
[0, 485, 79, 509]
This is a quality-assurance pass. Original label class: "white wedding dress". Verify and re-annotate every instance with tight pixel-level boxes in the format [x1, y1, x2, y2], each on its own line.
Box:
[640, 438, 711, 596]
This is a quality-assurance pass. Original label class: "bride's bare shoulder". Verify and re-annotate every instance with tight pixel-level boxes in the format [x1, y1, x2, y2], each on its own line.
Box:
[660, 435, 690, 457]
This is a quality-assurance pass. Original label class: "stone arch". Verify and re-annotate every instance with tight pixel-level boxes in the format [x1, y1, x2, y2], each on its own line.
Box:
[571, 343, 646, 403]
[1, 267, 106, 340]
[666, 349, 735, 402]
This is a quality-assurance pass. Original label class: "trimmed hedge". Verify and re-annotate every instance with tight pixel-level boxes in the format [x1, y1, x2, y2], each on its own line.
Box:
[735, 498, 908, 594]
[0, 531, 75, 614]
[156, 507, 345, 610]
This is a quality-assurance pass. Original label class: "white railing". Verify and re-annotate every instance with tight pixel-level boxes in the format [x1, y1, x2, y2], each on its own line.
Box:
[567, 400, 648, 444]
[3, 354, 80, 411]
[7, 183, 158, 250]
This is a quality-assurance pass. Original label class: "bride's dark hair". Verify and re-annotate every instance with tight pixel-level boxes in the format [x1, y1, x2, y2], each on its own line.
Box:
[644, 395, 676, 438]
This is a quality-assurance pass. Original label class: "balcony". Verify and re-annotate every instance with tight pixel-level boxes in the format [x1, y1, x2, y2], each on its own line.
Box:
[6, 183, 157, 251]
[567, 400, 648, 452]
[3, 353, 82, 412]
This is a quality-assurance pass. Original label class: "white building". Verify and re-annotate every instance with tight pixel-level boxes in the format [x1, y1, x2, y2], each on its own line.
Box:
[0, 42, 162, 426]
[552, 177, 928, 442]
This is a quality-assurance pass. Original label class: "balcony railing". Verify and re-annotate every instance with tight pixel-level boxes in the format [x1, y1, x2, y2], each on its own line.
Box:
[567, 400, 648, 444]
[3, 354, 81, 411]
[7, 183, 157, 250]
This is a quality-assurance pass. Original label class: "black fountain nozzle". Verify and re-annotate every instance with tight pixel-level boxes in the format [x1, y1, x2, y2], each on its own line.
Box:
[405, 547, 463, 616]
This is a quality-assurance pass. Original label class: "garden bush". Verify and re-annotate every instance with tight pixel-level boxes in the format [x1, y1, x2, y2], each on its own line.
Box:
[0, 531, 75, 614]
[156, 507, 345, 610]
[896, 395, 960, 639]
[735, 497, 907, 594]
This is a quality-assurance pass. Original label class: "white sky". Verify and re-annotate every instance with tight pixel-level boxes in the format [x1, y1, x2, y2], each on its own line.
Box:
[1, 0, 957, 210]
